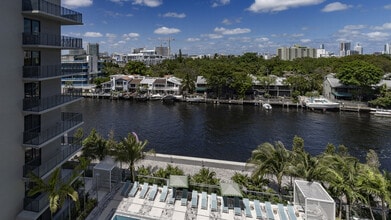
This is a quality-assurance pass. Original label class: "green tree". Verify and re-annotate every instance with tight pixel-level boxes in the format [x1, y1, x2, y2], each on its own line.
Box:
[191, 168, 219, 185]
[28, 168, 79, 219]
[180, 72, 196, 95]
[125, 61, 147, 75]
[111, 132, 153, 182]
[230, 72, 253, 99]
[257, 75, 277, 97]
[247, 141, 291, 195]
[336, 60, 383, 101]
[82, 129, 107, 161]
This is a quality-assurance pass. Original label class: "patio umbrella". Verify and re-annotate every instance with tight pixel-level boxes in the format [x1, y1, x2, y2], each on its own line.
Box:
[220, 182, 242, 198]
[169, 175, 189, 188]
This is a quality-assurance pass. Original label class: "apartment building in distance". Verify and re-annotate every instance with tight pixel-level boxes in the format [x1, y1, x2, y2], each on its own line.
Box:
[1, 0, 84, 219]
[277, 45, 317, 61]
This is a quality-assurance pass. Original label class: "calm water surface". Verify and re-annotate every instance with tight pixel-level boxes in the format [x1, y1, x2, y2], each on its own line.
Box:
[64, 98, 391, 171]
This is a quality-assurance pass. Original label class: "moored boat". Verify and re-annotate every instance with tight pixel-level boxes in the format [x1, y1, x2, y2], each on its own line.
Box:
[302, 97, 340, 110]
[370, 109, 391, 117]
[262, 103, 272, 110]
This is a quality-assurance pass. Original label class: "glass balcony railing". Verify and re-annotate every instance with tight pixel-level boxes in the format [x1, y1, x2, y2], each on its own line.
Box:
[23, 32, 82, 49]
[22, 0, 83, 24]
[23, 112, 83, 146]
[23, 137, 82, 178]
[23, 169, 78, 212]
[23, 92, 82, 113]
[23, 64, 84, 79]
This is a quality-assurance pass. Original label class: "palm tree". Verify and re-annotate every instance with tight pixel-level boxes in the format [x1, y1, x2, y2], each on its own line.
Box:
[247, 141, 291, 195]
[180, 72, 196, 96]
[191, 168, 219, 185]
[320, 154, 364, 220]
[111, 132, 153, 182]
[82, 129, 107, 161]
[28, 168, 79, 219]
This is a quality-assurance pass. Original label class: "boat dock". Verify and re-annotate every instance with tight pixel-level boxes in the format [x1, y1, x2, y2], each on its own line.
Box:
[82, 93, 373, 112]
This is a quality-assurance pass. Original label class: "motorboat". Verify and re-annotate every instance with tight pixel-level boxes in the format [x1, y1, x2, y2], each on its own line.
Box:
[303, 97, 340, 110]
[149, 93, 163, 100]
[162, 94, 176, 103]
[370, 109, 391, 117]
[262, 103, 272, 110]
[186, 95, 205, 103]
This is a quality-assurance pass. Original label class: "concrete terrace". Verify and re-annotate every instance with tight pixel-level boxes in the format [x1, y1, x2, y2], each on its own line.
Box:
[97, 183, 303, 220]
[84, 154, 333, 220]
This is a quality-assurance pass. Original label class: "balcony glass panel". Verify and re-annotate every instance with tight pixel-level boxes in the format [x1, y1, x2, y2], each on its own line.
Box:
[23, 32, 82, 49]
[22, 0, 82, 24]
[24, 64, 84, 79]
[23, 92, 82, 112]
[23, 112, 83, 146]
[23, 137, 82, 178]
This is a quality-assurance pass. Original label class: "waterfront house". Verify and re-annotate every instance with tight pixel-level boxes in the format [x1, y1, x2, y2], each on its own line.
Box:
[196, 76, 208, 93]
[323, 74, 354, 100]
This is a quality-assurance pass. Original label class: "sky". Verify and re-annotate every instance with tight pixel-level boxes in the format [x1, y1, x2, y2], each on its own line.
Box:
[61, 0, 391, 56]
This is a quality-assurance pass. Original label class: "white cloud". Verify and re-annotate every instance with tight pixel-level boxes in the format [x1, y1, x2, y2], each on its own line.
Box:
[154, 27, 181, 35]
[214, 27, 251, 35]
[186, 38, 201, 42]
[222, 19, 231, 25]
[384, 4, 391, 10]
[322, 2, 352, 12]
[365, 32, 390, 41]
[255, 37, 269, 42]
[84, 32, 103, 37]
[300, 39, 311, 43]
[291, 33, 304, 38]
[212, 0, 230, 7]
[106, 33, 117, 38]
[132, 0, 162, 7]
[247, 0, 324, 13]
[63, 0, 92, 8]
[110, 0, 129, 4]
[123, 33, 140, 38]
[162, 12, 186, 18]
[202, 34, 223, 39]
[373, 23, 391, 31]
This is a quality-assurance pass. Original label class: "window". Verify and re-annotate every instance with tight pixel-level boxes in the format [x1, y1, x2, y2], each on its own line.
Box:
[24, 18, 40, 34]
[24, 82, 40, 98]
[25, 147, 41, 165]
[24, 51, 40, 66]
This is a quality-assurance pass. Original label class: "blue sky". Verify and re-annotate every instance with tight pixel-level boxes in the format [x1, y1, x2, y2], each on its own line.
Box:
[62, 0, 391, 56]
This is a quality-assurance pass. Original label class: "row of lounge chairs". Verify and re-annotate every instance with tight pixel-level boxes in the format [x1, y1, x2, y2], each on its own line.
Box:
[121, 182, 297, 219]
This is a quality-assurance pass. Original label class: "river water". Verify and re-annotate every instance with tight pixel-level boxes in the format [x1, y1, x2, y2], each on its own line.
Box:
[64, 98, 391, 171]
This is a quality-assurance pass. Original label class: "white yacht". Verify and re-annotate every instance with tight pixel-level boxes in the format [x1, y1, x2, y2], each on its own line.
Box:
[303, 97, 340, 110]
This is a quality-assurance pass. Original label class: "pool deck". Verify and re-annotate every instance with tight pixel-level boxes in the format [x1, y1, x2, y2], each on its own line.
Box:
[97, 184, 304, 220]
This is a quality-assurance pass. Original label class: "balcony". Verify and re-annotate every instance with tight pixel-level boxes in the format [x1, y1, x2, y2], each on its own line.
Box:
[23, 169, 78, 213]
[23, 64, 84, 80]
[23, 92, 83, 113]
[23, 32, 82, 49]
[22, 0, 83, 25]
[23, 137, 82, 178]
[23, 112, 83, 147]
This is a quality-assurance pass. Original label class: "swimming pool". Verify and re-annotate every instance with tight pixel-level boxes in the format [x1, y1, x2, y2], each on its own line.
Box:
[111, 214, 140, 220]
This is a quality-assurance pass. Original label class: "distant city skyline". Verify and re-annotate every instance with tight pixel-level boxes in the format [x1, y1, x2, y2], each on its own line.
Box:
[62, 0, 391, 55]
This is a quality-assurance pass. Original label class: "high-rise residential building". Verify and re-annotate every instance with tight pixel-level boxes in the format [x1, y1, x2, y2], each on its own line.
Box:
[354, 43, 363, 55]
[1, 1, 83, 219]
[339, 42, 351, 57]
[277, 45, 317, 61]
[86, 43, 99, 57]
[384, 43, 391, 55]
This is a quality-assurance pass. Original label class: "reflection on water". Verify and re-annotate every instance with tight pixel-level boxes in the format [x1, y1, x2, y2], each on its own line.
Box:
[64, 99, 391, 171]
